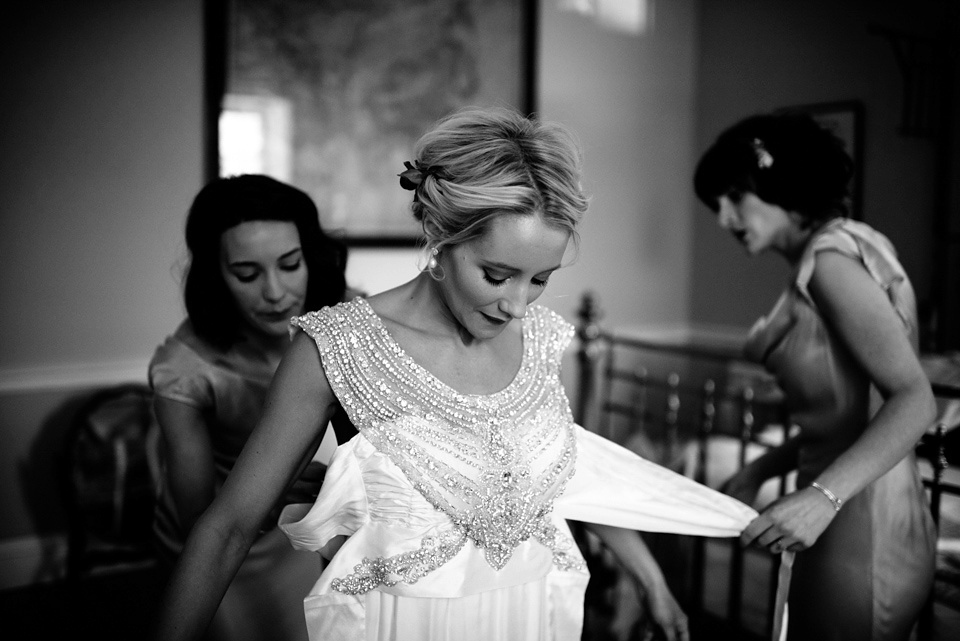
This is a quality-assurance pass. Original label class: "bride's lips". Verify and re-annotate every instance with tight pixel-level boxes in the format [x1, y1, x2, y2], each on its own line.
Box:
[481, 312, 509, 325]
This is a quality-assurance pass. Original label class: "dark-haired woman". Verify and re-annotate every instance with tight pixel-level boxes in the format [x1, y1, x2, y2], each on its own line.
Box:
[695, 112, 936, 640]
[149, 174, 354, 641]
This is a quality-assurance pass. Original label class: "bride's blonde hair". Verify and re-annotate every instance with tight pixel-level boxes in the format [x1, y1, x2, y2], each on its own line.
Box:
[405, 107, 589, 260]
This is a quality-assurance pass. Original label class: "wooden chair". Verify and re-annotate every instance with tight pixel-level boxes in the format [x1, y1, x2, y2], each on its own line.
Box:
[58, 383, 162, 581]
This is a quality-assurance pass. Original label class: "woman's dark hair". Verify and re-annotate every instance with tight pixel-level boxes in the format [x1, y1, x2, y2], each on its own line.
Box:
[693, 112, 854, 223]
[183, 174, 347, 349]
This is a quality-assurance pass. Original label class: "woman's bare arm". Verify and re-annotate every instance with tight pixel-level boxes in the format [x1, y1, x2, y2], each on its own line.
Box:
[588, 524, 689, 641]
[152, 332, 338, 641]
[741, 250, 935, 551]
[153, 398, 217, 532]
[807, 251, 934, 501]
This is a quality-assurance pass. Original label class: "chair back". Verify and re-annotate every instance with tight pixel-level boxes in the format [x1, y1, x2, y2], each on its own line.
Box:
[60, 383, 161, 580]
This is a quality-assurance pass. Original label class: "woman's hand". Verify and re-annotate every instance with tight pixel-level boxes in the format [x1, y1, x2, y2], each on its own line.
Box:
[642, 580, 690, 641]
[587, 524, 689, 641]
[740, 485, 838, 553]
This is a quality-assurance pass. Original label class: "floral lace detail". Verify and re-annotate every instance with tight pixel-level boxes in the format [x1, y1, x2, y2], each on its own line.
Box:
[331, 529, 468, 594]
[331, 521, 585, 596]
[536, 522, 585, 572]
[293, 299, 580, 592]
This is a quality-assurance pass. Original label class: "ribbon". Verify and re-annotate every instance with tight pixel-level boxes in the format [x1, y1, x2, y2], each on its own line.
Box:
[771, 550, 794, 641]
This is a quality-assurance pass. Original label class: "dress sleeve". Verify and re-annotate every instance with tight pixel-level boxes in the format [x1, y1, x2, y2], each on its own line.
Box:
[556, 425, 757, 537]
[289, 302, 380, 432]
[794, 220, 916, 335]
[147, 336, 214, 410]
[279, 437, 368, 557]
[795, 224, 859, 306]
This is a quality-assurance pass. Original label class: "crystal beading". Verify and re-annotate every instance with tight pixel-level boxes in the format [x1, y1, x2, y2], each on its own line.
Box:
[331, 529, 468, 595]
[293, 299, 582, 593]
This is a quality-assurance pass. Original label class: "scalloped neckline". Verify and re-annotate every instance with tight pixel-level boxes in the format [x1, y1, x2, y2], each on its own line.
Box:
[354, 297, 533, 401]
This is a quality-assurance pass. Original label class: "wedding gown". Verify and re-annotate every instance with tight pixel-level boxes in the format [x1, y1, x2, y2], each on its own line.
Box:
[280, 298, 759, 641]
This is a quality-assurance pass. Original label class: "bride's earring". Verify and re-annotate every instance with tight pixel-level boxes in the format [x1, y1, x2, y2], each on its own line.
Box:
[427, 247, 439, 270]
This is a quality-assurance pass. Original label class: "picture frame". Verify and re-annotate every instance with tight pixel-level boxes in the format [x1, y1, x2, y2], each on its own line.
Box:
[778, 100, 865, 220]
[206, 0, 538, 247]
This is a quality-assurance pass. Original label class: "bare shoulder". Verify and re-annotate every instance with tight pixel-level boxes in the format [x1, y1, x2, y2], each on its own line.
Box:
[365, 283, 415, 326]
[274, 331, 334, 402]
[365, 282, 442, 346]
[808, 249, 925, 391]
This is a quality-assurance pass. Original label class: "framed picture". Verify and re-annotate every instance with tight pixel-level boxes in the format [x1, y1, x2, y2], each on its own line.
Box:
[207, 0, 538, 246]
[778, 100, 865, 220]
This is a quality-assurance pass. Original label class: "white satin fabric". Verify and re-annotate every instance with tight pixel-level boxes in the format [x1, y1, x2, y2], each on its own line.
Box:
[280, 425, 758, 641]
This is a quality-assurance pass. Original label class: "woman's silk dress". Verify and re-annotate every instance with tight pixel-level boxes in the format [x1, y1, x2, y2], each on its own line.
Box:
[743, 218, 937, 641]
[280, 298, 759, 641]
[149, 321, 322, 641]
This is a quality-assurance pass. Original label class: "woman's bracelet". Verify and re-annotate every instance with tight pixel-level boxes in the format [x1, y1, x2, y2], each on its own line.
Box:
[811, 481, 843, 512]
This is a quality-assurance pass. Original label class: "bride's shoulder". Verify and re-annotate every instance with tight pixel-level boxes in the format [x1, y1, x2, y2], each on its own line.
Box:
[528, 304, 574, 333]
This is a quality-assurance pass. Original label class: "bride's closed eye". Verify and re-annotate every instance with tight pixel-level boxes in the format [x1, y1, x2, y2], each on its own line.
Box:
[483, 270, 508, 286]
[482, 271, 550, 288]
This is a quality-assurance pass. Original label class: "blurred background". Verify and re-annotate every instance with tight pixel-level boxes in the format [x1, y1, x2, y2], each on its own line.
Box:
[0, 0, 956, 637]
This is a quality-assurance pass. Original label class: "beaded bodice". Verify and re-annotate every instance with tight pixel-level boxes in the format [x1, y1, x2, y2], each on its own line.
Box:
[293, 298, 579, 578]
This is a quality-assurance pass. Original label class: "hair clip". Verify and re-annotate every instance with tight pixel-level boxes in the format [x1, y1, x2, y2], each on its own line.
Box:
[750, 138, 774, 169]
[399, 161, 424, 191]
[399, 161, 446, 194]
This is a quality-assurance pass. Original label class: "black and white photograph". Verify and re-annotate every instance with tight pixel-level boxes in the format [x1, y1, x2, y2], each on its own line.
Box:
[1, 2, 957, 641]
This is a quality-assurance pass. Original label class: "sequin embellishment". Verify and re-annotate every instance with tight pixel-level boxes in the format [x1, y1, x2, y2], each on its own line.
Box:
[293, 299, 582, 594]
[331, 530, 467, 594]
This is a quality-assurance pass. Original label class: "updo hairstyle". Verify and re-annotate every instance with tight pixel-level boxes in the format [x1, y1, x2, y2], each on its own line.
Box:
[693, 111, 854, 224]
[407, 107, 589, 254]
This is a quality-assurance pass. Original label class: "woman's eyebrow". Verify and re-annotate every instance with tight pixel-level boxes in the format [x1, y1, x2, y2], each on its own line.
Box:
[486, 260, 562, 273]
[227, 247, 302, 268]
[277, 247, 303, 260]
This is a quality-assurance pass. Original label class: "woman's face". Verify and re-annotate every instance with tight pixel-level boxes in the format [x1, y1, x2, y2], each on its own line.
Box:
[437, 214, 570, 341]
[219, 220, 309, 340]
[716, 192, 800, 256]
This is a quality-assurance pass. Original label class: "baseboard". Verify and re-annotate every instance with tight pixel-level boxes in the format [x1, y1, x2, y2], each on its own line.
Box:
[610, 321, 749, 352]
[0, 359, 149, 394]
[0, 534, 67, 590]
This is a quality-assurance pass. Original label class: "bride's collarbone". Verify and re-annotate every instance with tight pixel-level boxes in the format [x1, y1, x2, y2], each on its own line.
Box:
[397, 332, 522, 395]
[369, 294, 523, 394]
[432, 351, 520, 396]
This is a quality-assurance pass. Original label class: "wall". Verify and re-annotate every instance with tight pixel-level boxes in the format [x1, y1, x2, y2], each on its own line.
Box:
[538, 0, 701, 329]
[0, 0, 702, 587]
[0, 1, 203, 373]
[689, 0, 949, 330]
[0, 0, 206, 587]
[351, 0, 706, 330]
